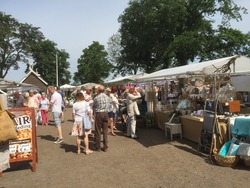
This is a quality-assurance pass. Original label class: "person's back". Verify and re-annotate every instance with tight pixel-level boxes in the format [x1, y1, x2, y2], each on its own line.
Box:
[51, 91, 62, 113]
[48, 86, 63, 144]
[93, 86, 112, 152]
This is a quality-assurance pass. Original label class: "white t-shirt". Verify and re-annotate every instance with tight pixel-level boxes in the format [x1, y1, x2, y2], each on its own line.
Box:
[72, 101, 91, 121]
[40, 98, 49, 110]
[50, 91, 62, 113]
[110, 94, 119, 112]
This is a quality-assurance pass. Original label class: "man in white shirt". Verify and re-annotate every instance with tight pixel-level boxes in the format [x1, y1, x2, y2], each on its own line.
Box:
[48, 86, 63, 144]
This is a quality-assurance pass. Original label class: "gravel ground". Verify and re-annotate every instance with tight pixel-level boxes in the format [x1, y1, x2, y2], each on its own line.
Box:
[1, 107, 250, 188]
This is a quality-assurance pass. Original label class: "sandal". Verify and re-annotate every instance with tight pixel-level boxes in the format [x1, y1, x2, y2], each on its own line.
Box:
[85, 150, 93, 155]
[110, 132, 116, 136]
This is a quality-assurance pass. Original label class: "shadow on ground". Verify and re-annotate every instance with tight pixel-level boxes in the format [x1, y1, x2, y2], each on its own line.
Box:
[37, 135, 56, 141]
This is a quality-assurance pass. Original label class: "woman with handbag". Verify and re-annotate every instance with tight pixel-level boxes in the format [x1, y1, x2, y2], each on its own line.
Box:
[72, 92, 93, 155]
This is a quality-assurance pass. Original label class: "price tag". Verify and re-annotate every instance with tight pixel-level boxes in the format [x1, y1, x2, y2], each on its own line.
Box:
[18, 143, 31, 152]
[9, 145, 17, 154]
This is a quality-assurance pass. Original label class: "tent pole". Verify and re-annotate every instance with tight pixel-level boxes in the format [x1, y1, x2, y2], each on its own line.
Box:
[213, 75, 217, 99]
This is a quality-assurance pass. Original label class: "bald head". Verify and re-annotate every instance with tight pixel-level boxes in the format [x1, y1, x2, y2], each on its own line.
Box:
[98, 85, 105, 93]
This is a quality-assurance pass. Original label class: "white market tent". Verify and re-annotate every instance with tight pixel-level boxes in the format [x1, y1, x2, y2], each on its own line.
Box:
[80, 83, 100, 88]
[136, 55, 250, 82]
[60, 84, 77, 90]
[105, 73, 148, 84]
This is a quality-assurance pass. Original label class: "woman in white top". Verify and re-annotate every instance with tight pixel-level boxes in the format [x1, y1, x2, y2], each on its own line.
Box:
[72, 92, 93, 155]
[40, 92, 49, 126]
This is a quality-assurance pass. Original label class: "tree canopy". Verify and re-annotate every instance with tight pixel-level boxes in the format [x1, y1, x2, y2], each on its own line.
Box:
[115, 0, 249, 74]
[0, 12, 72, 85]
[74, 41, 112, 84]
[32, 40, 71, 85]
[0, 12, 44, 78]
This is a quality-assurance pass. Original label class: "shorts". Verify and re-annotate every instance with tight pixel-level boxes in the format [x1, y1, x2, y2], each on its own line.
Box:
[53, 112, 62, 127]
[108, 111, 115, 119]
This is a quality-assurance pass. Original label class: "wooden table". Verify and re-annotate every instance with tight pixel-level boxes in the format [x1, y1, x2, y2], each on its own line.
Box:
[181, 115, 203, 143]
[154, 110, 171, 130]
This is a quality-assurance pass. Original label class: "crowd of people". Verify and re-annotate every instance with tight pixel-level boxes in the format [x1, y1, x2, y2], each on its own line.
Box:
[12, 84, 145, 155]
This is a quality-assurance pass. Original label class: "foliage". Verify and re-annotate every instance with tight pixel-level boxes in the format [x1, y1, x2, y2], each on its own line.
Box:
[73, 41, 112, 84]
[107, 33, 126, 76]
[118, 0, 248, 73]
[32, 40, 71, 85]
[0, 12, 44, 78]
[0, 12, 72, 85]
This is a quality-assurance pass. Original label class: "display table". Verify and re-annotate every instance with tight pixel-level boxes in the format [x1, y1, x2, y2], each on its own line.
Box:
[181, 115, 203, 143]
[154, 110, 171, 130]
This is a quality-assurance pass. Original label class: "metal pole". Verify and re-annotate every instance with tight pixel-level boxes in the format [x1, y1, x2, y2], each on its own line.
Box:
[56, 53, 58, 87]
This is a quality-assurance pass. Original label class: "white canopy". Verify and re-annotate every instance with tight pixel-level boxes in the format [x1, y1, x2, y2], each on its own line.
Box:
[136, 55, 250, 82]
[105, 73, 148, 84]
[80, 83, 100, 88]
[60, 84, 76, 90]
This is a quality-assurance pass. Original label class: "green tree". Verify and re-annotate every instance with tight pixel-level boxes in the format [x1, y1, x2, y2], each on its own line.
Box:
[32, 40, 71, 85]
[107, 33, 129, 77]
[74, 41, 112, 84]
[0, 12, 44, 78]
[118, 0, 248, 73]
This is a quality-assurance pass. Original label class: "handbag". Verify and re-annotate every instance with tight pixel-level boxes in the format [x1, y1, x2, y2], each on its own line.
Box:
[83, 114, 92, 130]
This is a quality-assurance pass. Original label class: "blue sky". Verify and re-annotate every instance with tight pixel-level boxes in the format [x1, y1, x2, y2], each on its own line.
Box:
[1, 0, 250, 83]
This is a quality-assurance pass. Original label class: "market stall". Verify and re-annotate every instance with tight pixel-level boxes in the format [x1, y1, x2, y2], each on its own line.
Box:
[140, 55, 250, 167]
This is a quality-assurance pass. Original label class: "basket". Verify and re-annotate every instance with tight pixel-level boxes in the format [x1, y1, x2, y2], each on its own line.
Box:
[214, 153, 239, 167]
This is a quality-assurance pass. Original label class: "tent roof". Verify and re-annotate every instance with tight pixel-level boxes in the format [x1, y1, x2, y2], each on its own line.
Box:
[60, 84, 76, 90]
[80, 83, 100, 88]
[136, 55, 250, 82]
[105, 73, 148, 84]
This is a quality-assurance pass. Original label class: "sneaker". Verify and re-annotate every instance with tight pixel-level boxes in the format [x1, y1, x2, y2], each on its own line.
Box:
[54, 138, 63, 144]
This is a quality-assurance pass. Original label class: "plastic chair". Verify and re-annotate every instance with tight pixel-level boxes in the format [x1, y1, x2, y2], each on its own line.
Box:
[165, 113, 182, 140]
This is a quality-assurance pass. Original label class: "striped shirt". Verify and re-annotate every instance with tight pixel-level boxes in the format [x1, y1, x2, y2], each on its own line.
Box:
[93, 93, 112, 112]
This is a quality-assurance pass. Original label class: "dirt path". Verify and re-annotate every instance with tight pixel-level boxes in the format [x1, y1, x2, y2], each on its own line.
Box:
[1, 108, 250, 188]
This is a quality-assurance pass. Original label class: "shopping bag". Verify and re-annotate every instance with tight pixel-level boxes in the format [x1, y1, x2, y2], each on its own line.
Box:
[0, 110, 17, 142]
[0, 96, 4, 111]
[83, 114, 92, 130]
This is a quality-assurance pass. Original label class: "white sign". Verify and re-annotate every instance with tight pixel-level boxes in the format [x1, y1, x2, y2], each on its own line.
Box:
[9, 145, 17, 154]
[14, 115, 32, 130]
[18, 143, 31, 153]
